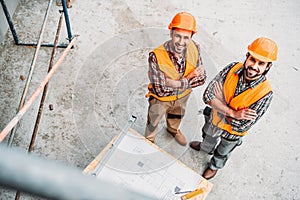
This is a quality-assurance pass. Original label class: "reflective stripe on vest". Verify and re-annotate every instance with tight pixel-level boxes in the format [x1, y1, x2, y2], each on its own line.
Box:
[146, 41, 198, 101]
[212, 62, 272, 136]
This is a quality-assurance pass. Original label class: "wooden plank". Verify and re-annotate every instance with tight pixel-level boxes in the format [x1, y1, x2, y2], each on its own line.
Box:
[82, 134, 119, 174]
[83, 129, 213, 199]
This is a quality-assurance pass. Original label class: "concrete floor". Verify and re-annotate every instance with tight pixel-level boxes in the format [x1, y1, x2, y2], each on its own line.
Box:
[0, 0, 300, 199]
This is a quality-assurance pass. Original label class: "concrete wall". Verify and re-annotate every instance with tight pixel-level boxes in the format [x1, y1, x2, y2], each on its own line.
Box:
[0, 0, 19, 43]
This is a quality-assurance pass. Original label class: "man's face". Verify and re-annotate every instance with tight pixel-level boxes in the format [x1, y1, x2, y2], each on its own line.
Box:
[170, 28, 192, 56]
[244, 54, 271, 81]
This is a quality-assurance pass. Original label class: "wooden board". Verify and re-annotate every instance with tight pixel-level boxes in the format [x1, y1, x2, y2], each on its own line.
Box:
[84, 129, 213, 199]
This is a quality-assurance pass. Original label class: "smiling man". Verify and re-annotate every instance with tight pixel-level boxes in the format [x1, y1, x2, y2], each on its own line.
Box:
[189, 37, 278, 180]
[145, 12, 206, 145]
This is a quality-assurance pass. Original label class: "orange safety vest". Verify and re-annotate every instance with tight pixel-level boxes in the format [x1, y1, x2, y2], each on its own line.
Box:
[146, 41, 198, 101]
[212, 62, 272, 136]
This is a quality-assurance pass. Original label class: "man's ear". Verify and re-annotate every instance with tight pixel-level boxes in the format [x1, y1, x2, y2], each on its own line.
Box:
[266, 63, 273, 71]
[246, 52, 250, 58]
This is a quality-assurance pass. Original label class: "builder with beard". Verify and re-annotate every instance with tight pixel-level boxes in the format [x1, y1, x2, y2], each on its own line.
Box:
[189, 37, 278, 180]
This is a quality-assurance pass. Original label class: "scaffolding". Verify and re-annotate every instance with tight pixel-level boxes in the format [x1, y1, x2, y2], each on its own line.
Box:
[0, 0, 73, 48]
[0, 0, 84, 199]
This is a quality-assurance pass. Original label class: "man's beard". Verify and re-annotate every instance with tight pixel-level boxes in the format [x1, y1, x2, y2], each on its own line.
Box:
[245, 66, 261, 80]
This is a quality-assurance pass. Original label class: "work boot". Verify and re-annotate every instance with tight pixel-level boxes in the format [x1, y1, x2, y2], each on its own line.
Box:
[202, 167, 218, 180]
[167, 129, 187, 146]
[189, 141, 201, 151]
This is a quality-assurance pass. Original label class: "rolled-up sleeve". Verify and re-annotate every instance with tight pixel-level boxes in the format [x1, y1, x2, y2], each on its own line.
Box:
[203, 62, 236, 103]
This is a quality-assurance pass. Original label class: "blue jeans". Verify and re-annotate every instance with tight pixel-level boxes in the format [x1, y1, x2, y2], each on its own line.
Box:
[209, 137, 242, 170]
[200, 109, 242, 170]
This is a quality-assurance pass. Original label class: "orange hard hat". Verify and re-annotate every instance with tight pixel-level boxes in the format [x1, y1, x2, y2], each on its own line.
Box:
[248, 37, 278, 62]
[168, 12, 197, 33]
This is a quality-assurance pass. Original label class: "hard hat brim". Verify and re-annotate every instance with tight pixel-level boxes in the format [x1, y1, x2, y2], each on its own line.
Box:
[248, 50, 275, 62]
[168, 24, 197, 33]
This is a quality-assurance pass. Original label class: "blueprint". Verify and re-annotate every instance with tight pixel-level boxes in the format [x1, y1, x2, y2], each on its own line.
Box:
[92, 130, 212, 199]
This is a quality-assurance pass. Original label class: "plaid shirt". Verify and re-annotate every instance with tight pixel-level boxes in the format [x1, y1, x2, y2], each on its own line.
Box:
[203, 62, 273, 139]
[148, 40, 206, 97]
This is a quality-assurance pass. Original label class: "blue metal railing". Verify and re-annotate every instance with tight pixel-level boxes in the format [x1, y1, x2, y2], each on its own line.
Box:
[0, 0, 73, 48]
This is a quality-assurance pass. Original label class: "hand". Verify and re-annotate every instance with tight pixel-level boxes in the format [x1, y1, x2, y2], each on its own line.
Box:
[229, 108, 257, 121]
[166, 78, 181, 88]
[213, 81, 225, 102]
[186, 67, 204, 80]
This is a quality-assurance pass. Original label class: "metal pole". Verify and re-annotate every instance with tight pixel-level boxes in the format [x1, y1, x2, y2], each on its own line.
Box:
[0, 0, 69, 48]
[28, 12, 64, 153]
[0, 36, 78, 143]
[17, 42, 68, 48]
[0, 146, 156, 200]
[0, 0, 19, 44]
[6, 0, 53, 146]
[61, 0, 73, 42]
[14, 14, 64, 200]
[19, 0, 54, 112]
